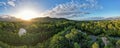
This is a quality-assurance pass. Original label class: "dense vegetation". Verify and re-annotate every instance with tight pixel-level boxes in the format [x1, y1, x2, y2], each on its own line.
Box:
[0, 17, 120, 48]
[76, 20, 120, 36]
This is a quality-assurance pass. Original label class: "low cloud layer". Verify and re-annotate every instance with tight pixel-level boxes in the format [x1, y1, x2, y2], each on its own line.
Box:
[43, 0, 101, 18]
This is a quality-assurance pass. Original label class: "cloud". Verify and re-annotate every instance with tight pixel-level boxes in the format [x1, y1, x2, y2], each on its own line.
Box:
[0, 0, 36, 11]
[9, 0, 16, 1]
[0, 0, 16, 7]
[0, 2, 7, 10]
[0, 0, 18, 11]
[0, 2, 6, 6]
[7, 0, 34, 7]
[8, 1, 16, 7]
[43, 0, 101, 18]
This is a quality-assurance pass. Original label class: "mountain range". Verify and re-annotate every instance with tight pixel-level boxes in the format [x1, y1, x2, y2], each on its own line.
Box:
[0, 15, 120, 21]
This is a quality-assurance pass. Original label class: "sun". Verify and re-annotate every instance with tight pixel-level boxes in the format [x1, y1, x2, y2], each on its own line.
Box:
[14, 9, 40, 20]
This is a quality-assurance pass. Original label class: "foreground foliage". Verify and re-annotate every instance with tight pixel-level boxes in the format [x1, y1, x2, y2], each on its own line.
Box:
[0, 18, 120, 48]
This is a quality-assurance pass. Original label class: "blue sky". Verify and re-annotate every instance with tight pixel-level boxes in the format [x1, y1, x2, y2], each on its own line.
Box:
[94, 0, 120, 17]
[0, 0, 120, 20]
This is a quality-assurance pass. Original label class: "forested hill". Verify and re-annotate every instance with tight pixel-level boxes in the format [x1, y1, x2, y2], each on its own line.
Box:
[32, 17, 69, 22]
[0, 16, 69, 22]
[1, 17, 120, 48]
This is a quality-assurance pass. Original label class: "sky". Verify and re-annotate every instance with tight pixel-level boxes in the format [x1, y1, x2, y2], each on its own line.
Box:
[0, 0, 120, 20]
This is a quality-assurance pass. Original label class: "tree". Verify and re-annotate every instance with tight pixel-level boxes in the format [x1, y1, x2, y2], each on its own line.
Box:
[74, 42, 81, 48]
[116, 40, 120, 48]
[92, 42, 99, 48]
